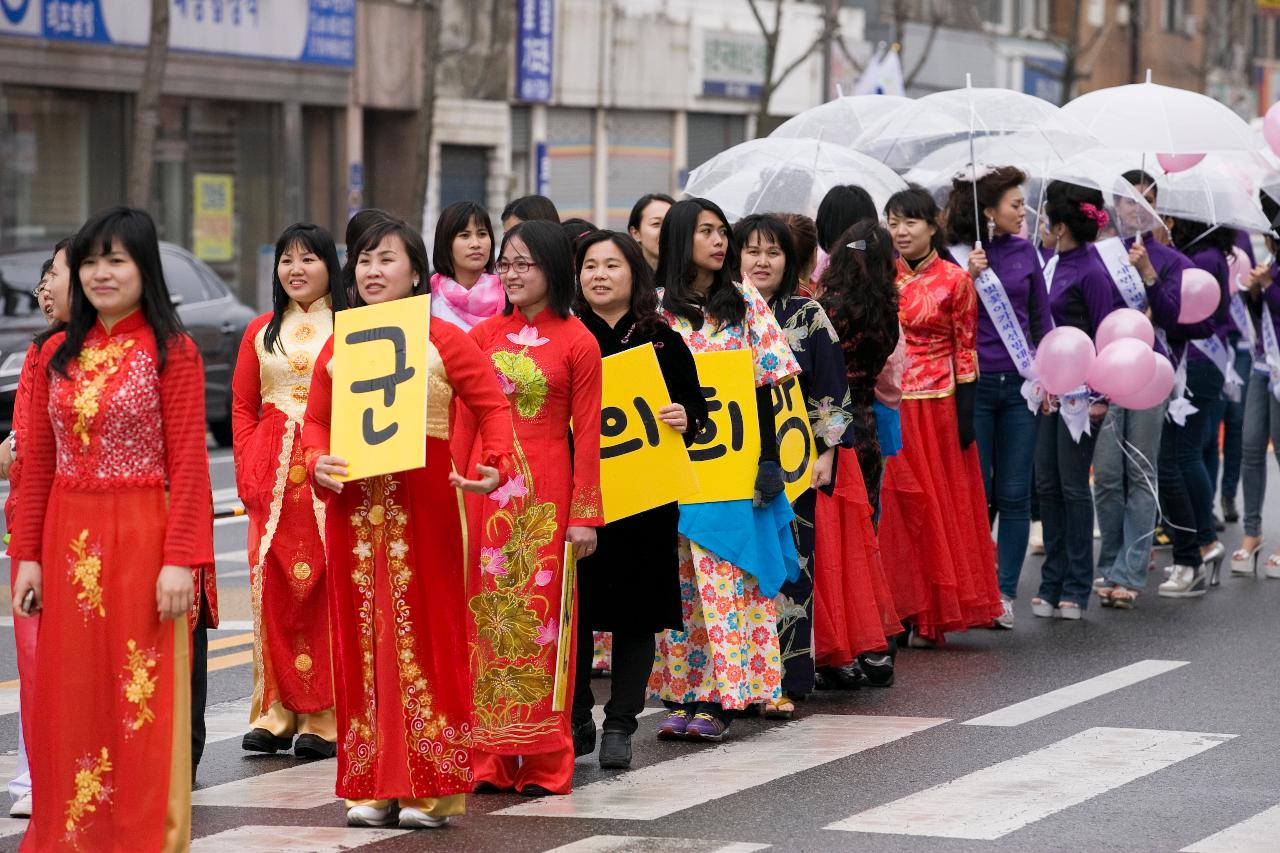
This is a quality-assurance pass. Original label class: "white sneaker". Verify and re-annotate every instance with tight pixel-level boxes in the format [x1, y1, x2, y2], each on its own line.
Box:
[347, 803, 396, 827]
[9, 794, 31, 818]
[1029, 521, 1044, 555]
[398, 807, 449, 829]
[993, 597, 1014, 629]
[1158, 565, 1206, 598]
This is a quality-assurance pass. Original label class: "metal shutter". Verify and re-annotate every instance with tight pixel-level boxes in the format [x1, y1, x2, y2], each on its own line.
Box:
[547, 107, 594, 220]
[605, 110, 673, 230]
[440, 145, 490, 210]
[685, 112, 747, 176]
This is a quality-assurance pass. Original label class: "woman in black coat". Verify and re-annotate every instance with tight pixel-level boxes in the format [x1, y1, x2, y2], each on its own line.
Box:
[570, 230, 707, 769]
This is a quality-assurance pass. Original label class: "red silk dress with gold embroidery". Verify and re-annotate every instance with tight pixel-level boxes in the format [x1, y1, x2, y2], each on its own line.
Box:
[302, 319, 512, 811]
[878, 253, 1002, 641]
[465, 310, 603, 795]
[232, 300, 335, 740]
[10, 312, 213, 852]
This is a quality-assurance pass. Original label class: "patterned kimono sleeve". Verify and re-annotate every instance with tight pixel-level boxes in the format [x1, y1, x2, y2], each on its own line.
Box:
[798, 300, 855, 451]
[159, 336, 214, 569]
[300, 338, 335, 478]
[952, 269, 980, 384]
[742, 283, 801, 387]
[566, 326, 604, 527]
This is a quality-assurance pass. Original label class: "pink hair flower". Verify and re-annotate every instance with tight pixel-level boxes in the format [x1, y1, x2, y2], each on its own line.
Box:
[1079, 203, 1110, 228]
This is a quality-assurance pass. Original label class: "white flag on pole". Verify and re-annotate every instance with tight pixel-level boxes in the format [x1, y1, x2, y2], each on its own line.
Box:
[852, 48, 905, 97]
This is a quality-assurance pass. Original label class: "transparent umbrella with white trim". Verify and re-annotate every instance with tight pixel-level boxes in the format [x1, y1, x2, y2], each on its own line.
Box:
[683, 137, 908, 222]
[770, 94, 911, 149]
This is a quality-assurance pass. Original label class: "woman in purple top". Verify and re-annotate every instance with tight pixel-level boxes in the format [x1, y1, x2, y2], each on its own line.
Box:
[943, 166, 1049, 629]
[1156, 218, 1233, 597]
[1237, 193, 1280, 576]
[1032, 182, 1123, 621]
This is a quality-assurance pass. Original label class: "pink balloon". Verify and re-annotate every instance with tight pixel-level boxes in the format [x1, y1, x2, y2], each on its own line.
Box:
[1089, 339, 1157, 398]
[1156, 152, 1205, 173]
[1109, 353, 1175, 410]
[1035, 326, 1095, 395]
[1178, 267, 1222, 324]
[1265, 100, 1280, 158]
[1095, 308, 1155, 352]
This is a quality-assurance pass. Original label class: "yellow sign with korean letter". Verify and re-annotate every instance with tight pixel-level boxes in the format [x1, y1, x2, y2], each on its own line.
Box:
[192, 173, 234, 262]
[773, 376, 816, 503]
[331, 294, 431, 481]
[599, 344, 698, 522]
[552, 541, 576, 712]
[685, 349, 760, 504]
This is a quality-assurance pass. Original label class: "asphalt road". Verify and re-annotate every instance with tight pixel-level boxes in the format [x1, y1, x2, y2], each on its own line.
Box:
[0, 447, 1276, 852]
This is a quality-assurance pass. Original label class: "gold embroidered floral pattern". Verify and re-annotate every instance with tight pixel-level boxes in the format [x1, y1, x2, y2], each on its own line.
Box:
[71, 340, 135, 446]
[569, 485, 602, 522]
[120, 640, 158, 733]
[63, 747, 112, 847]
[492, 349, 549, 419]
[67, 530, 105, 619]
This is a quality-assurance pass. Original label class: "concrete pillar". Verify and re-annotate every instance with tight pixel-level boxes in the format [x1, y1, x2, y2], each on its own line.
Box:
[530, 102, 548, 196]
[593, 107, 608, 225]
[282, 101, 305, 226]
[672, 109, 688, 194]
[345, 102, 364, 223]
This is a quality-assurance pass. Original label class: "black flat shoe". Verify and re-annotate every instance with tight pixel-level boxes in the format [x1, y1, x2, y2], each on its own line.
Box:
[241, 728, 293, 754]
[520, 784, 554, 797]
[572, 719, 597, 757]
[294, 734, 336, 759]
[859, 653, 896, 688]
[472, 781, 506, 794]
[598, 730, 632, 770]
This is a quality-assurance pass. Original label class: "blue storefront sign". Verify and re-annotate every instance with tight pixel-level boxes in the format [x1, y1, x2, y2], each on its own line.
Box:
[1023, 56, 1065, 105]
[1, 0, 354, 67]
[535, 141, 549, 196]
[516, 0, 553, 103]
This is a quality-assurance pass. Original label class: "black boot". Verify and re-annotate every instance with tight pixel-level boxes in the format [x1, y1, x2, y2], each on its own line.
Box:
[294, 734, 336, 759]
[572, 718, 597, 757]
[1222, 495, 1239, 524]
[598, 729, 632, 769]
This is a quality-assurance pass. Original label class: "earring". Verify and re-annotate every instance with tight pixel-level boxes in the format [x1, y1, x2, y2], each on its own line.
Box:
[412, 278, 420, 289]
[986, 216, 996, 244]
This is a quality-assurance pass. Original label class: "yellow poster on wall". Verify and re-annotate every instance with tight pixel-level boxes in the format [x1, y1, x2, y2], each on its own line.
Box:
[599, 344, 698, 522]
[331, 294, 431, 481]
[685, 349, 760, 504]
[192, 173, 234, 262]
[773, 377, 816, 503]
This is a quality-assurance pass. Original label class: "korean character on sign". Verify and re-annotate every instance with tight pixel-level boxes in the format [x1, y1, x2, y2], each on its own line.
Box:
[600, 396, 660, 460]
[689, 384, 745, 461]
[344, 326, 417, 445]
[771, 378, 815, 501]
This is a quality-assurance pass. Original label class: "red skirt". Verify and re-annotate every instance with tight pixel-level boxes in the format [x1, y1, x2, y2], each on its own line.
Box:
[878, 395, 1001, 642]
[813, 448, 902, 665]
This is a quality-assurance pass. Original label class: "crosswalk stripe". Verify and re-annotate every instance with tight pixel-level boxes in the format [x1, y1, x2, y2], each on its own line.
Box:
[0, 818, 26, 840]
[543, 836, 769, 852]
[192, 758, 338, 809]
[208, 650, 254, 673]
[1180, 803, 1280, 852]
[827, 726, 1235, 840]
[497, 714, 947, 821]
[192, 825, 407, 851]
[962, 659, 1189, 727]
[204, 697, 253, 745]
[207, 633, 253, 652]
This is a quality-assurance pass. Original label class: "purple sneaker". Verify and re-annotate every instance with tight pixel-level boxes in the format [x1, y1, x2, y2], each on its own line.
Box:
[656, 710, 690, 740]
[684, 712, 728, 742]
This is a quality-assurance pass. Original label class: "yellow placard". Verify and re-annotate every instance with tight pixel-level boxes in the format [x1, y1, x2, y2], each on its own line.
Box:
[551, 541, 576, 712]
[684, 349, 760, 504]
[773, 377, 816, 503]
[192, 173, 234, 262]
[599, 344, 699, 521]
[331, 294, 431, 481]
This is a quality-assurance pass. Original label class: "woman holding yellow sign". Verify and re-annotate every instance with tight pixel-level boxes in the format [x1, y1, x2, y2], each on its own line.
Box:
[736, 213, 856, 714]
[303, 218, 513, 830]
[466, 220, 604, 796]
[650, 198, 801, 743]
[571, 230, 707, 769]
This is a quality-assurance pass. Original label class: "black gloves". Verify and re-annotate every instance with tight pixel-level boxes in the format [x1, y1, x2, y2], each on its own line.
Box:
[753, 460, 785, 507]
[754, 384, 783, 507]
[956, 381, 976, 450]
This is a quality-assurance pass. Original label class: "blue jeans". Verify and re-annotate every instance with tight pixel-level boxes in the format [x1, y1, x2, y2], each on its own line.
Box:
[1036, 409, 1098, 608]
[973, 371, 1038, 599]
[1092, 402, 1165, 589]
[1205, 348, 1251, 501]
[1242, 370, 1280, 538]
[1182, 359, 1226, 546]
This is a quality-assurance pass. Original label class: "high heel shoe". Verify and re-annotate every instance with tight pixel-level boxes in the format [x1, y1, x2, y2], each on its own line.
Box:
[1201, 542, 1226, 587]
[1231, 540, 1264, 577]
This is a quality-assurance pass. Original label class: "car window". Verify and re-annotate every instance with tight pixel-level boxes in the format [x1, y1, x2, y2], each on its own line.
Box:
[0, 255, 46, 319]
[161, 252, 212, 305]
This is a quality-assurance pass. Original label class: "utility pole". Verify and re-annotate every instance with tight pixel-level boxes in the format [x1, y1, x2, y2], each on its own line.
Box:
[1127, 0, 1141, 83]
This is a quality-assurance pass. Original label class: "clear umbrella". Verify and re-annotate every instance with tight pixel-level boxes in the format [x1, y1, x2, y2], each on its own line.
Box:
[769, 94, 911, 149]
[1147, 154, 1272, 233]
[683, 137, 908, 222]
[852, 81, 1099, 173]
[1061, 71, 1256, 154]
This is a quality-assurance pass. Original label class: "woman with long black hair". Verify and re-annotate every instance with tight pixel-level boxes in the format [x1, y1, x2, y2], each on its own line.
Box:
[232, 223, 346, 761]
[877, 187, 1002, 643]
[570, 230, 706, 768]
[11, 206, 213, 850]
[649, 198, 800, 742]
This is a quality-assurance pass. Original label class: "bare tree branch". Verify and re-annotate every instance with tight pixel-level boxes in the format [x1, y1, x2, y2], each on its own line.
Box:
[128, 0, 169, 208]
[409, 0, 442, 231]
[903, 5, 944, 89]
[746, 0, 771, 44]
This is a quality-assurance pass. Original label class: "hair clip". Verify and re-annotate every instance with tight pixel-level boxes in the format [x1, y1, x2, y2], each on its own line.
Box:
[846, 240, 867, 251]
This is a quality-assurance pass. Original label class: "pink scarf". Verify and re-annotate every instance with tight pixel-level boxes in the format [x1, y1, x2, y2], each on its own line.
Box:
[431, 272, 505, 329]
